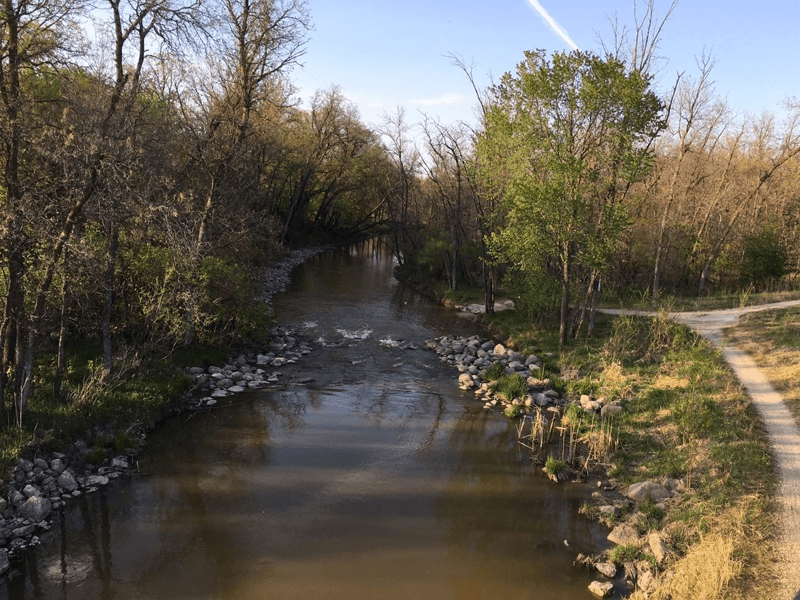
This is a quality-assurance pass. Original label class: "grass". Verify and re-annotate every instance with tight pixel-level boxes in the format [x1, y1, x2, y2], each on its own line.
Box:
[725, 306, 800, 428]
[0, 341, 195, 477]
[599, 285, 800, 313]
[490, 372, 528, 402]
[480, 302, 779, 599]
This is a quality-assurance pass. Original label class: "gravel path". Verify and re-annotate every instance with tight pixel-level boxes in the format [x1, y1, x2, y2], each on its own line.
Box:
[602, 301, 800, 599]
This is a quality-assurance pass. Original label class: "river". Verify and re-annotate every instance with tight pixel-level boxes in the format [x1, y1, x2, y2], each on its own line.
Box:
[1, 240, 613, 599]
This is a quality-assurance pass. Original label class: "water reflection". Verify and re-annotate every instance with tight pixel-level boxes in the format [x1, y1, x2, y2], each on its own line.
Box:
[2, 240, 612, 599]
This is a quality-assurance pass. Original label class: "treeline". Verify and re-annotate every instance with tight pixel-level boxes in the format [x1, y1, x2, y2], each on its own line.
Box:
[385, 9, 800, 346]
[0, 0, 396, 425]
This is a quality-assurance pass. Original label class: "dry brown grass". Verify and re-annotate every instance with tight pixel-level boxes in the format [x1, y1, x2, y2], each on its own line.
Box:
[629, 496, 780, 600]
[726, 307, 800, 428]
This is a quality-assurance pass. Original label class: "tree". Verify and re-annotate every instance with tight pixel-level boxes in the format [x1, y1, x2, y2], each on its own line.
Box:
[481, 49, 664, 345]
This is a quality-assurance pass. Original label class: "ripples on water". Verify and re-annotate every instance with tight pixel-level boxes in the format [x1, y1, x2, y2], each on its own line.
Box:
[1, 240, 615, 600]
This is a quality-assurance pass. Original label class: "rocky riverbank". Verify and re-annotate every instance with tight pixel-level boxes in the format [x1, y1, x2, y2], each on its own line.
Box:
[0, 246, 329, 578]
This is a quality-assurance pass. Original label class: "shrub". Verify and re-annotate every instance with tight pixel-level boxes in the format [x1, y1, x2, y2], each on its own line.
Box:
[491, 372, 528, 401]
[485, 361, 505, 381]
[503, 404, 521, 418]
[545, 455, 566, 477]
[740, 225, 789, 289]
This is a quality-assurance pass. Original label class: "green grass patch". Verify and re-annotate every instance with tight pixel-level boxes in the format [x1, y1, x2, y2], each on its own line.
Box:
[490, 372, 528, 401]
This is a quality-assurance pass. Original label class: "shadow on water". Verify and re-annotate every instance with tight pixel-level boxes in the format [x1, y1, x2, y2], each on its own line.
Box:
[0, 240, 617, 600]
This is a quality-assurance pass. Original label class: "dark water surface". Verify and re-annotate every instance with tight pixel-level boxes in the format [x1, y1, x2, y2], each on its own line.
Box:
[3, 241, 613, 599]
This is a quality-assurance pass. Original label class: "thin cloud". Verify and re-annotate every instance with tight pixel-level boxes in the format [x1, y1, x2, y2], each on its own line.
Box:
[409, 93, 466, 107]
[526, 0, 579, 51]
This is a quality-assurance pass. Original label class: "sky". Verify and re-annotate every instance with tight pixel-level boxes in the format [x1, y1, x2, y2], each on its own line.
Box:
[291, 0, 800, 133]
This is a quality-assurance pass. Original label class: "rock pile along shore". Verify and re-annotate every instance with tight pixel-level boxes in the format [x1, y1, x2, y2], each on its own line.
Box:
[425, 334, 565, 412]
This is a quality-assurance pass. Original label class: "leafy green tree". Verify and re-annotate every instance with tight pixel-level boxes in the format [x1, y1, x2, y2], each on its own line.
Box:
[480, 49, 664, 345]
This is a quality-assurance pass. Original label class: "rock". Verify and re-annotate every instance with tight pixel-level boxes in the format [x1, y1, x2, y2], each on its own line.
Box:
[493, 343, 507, 357]
[598, 505, 620, 518]
[85, 475, 109, 487]
[22, 484, 39, 498]
[601, 404, 623, 419]
[17, 458, 33, 473]
[626, 481, 672, 504]
[57, 470, 79, 492]
[607, 524, 641, 546]
[111, 457, 129, 470]
[188, 366, 205, 375]
[18, 496, 51, 522]
[50, 458, 66, 474]
[0, 549, 8, 575]
[580, 394, 593, 406]
[648, 531, 669, 564]
[12, 524, 36, 539]
[228, 385, 245, 393]
[595, 561, 617, 578]
[458, 373, 474, 388]
[588, 580, 614, 598]
[638, 569, 656, 593]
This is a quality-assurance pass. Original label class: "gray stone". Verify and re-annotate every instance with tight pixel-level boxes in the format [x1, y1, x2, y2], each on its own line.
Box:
[638, 570, 656, 593]
[458, 373, 474, 388]
[626, 481, 672, 504]
[12, 524, 36, 539]
[0, 549, 8, 575]
[85, 475, 109, 487]
[18, 496, 51, 522]
[188, 367, 205, 375]
[50, 458, 66, 474]
[33, 458, 48, 471]
[588, 580, 614, 598]
[648, 531, 669, 564]
[17, 458, 33, 473]
[0, 498, 6, 512]
[228, 385, 245, 393]
[22, 484, 39, 498]
[601, 404, 623, 419]
[595, 561, 617, 578]
[111, 457, 129, 470]
[607, 524, 640, 546]
[598, 505, 620, 518]
[57, 470, 79, 492]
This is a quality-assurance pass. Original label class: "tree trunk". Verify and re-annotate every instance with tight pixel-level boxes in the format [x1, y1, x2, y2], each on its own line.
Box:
[101, 226, 119, 381]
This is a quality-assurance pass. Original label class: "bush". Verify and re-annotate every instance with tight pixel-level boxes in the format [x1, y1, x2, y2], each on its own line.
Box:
[740, 225, 789, 289]
[485, 361, 505, 381]
[491, 372, 528, 401]
[545, 455, 566, 476]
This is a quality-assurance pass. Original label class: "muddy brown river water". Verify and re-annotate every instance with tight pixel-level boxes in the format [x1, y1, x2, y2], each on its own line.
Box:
[1, 240, 614, 599]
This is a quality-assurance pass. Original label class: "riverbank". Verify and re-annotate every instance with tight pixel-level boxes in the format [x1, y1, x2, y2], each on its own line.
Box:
[0, 245, 332, 578]
[455, 306, 781, 599]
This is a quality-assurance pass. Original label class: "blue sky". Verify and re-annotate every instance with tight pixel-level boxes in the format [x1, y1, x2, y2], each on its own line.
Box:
[292, 0, 799, 131]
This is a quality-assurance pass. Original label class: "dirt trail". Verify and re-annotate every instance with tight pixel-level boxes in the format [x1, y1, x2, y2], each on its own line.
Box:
[602, 300, 800, 599]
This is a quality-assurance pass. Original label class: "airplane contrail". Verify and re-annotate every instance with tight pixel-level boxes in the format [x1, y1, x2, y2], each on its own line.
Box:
[526, 0, 579, 51]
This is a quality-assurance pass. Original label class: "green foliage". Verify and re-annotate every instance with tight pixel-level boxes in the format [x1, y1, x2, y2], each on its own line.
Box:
[85, 446, 107, 466]
[503, 404, 521, 418]
[491, 372, 528, 401]
[608, 544, 647, 564]
[740, 224, 789, 288]
[478, 49, 665, 344]
[544, 455, 566, 476]
[604, 313, 693, 365]
[485, 361, 505, 381]
[673, 394, 722, 443]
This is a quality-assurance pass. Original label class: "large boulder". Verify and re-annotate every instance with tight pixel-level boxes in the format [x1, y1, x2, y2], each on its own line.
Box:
[18, 495, 51, 522]
[57, 470, 79, 492]
[607, 523, 641, 546]
[626, 480, 671, 504]
[588, 581, 614, 598]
